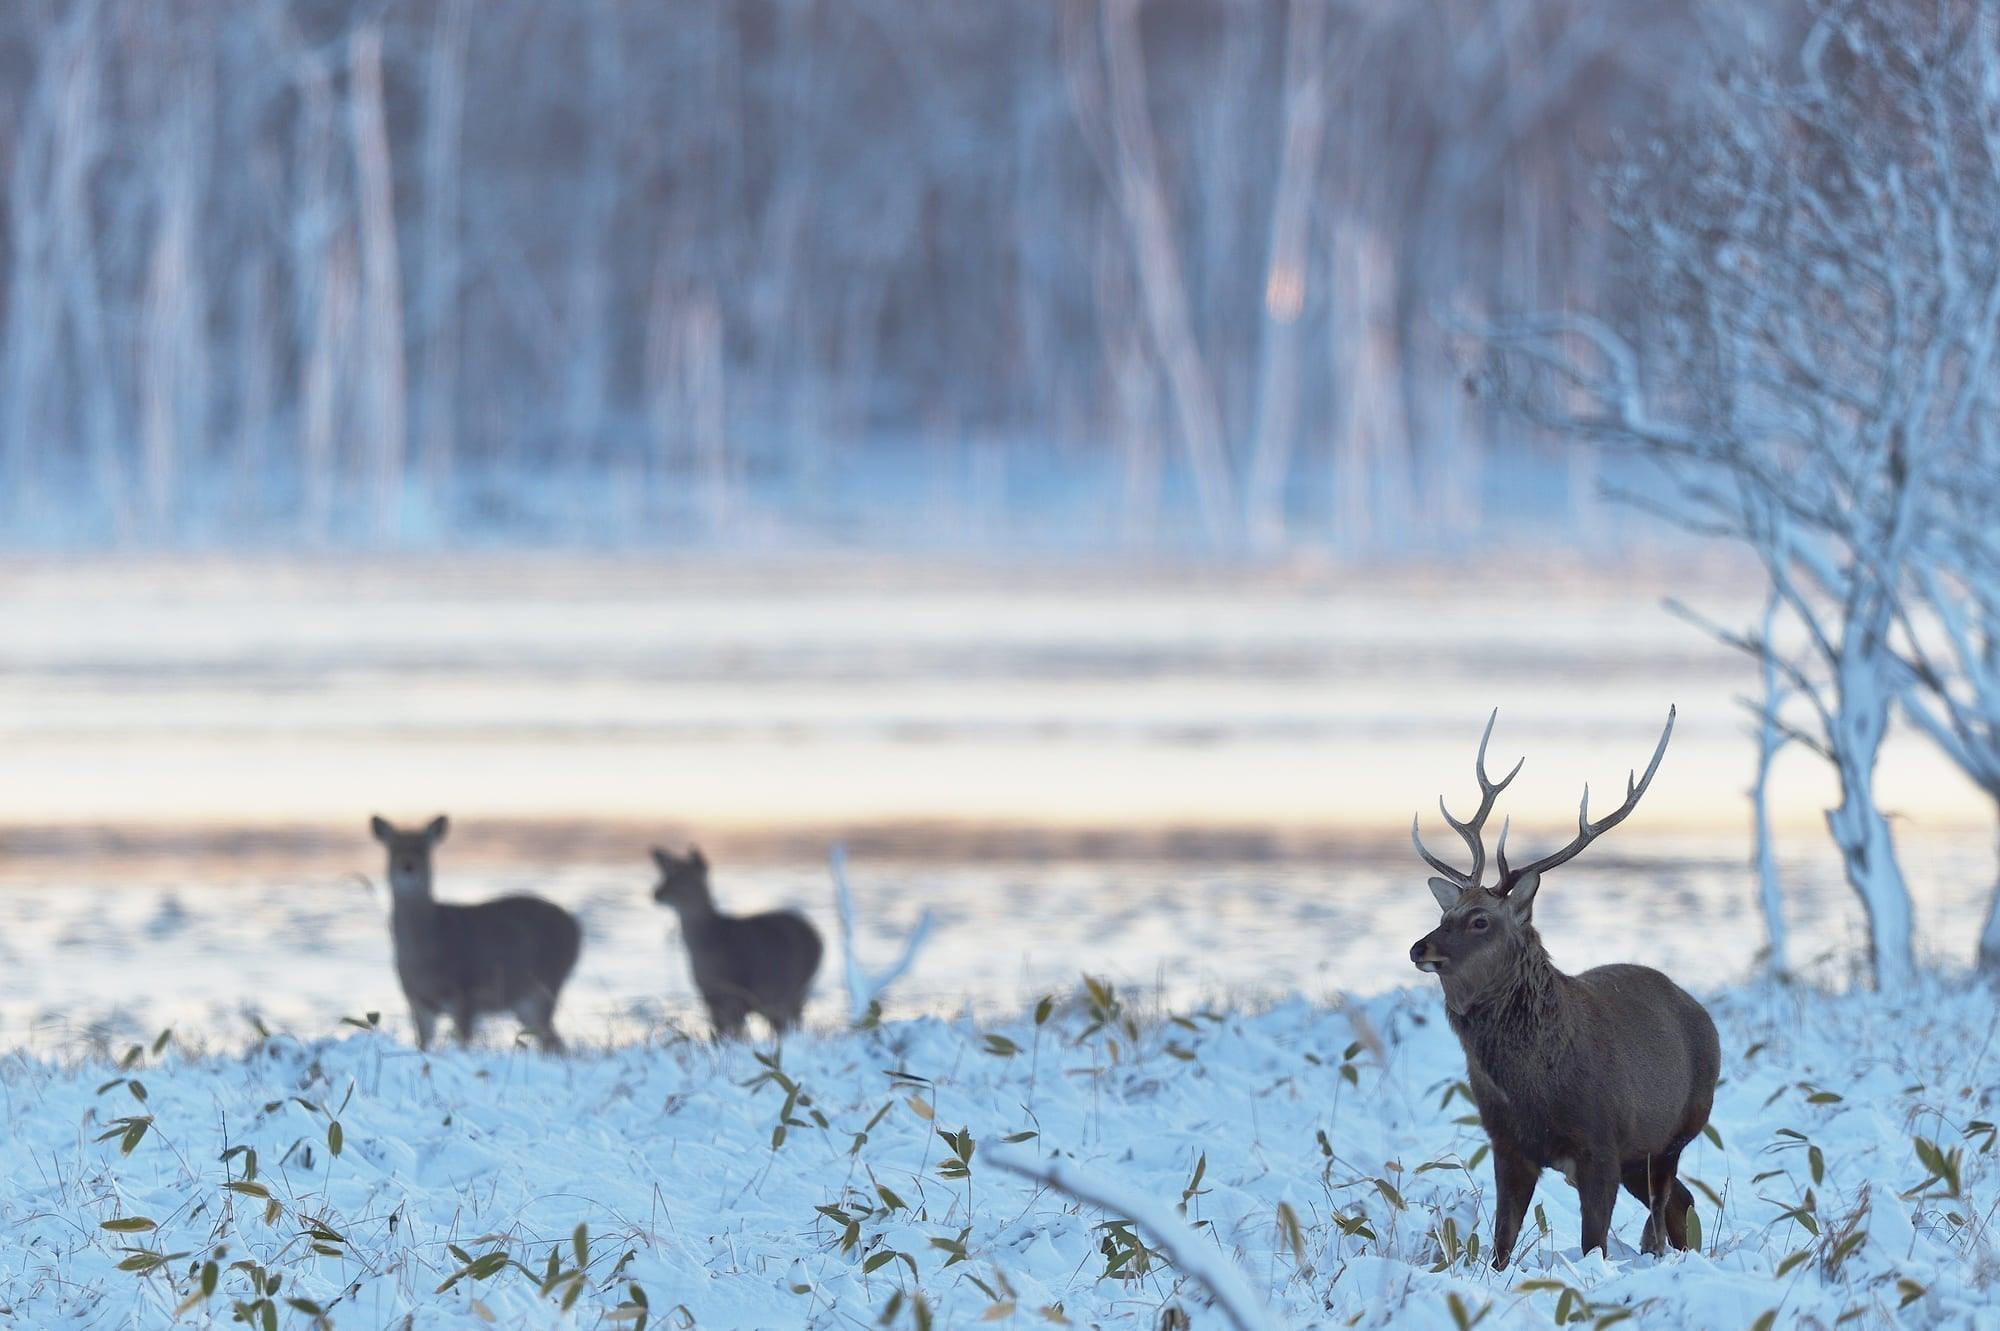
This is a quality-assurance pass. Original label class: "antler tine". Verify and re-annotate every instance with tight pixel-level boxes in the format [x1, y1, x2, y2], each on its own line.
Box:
[1498, 706, 1677, 894]
[1475, 708, 1528, 799]
[1417, 708, 1522, 889]
[1412, 814, 1473, 887]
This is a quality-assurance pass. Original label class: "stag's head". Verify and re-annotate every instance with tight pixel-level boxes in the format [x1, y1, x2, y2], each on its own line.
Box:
[1408, 708, 1676, 1009]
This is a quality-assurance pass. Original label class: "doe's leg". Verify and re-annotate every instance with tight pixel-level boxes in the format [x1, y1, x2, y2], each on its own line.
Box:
[410, 1004, 438, 1051]
[514, 991, 565, 1053]
[705, 992, 749, 1042]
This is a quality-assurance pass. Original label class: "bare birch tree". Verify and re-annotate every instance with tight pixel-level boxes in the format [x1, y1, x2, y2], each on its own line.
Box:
[1485, 0, 2000, 989]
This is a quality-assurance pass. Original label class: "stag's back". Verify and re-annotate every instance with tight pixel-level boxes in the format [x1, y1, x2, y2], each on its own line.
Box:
[1571, 963, 1720, 1145]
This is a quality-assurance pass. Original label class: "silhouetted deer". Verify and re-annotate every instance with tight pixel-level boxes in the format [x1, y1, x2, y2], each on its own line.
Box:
[1408, 708, 1719, 1266]
[650, 846, 822, 1038]
[370, 815, 582, 1052]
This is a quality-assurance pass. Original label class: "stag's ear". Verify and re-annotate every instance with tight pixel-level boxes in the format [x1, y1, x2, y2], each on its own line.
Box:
[1427, 876, 1460, 910]
[425, 815, 449, 844]
[1504, 869, 1542, 917]
[370, 815, 392, 844]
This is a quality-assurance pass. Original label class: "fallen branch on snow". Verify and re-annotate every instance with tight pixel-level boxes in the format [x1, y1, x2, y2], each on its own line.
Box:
[985, 1146, 1285, 1331]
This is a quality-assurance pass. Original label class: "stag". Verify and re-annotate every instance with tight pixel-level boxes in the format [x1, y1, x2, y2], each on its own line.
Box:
[1408, 707, 1719, 1266]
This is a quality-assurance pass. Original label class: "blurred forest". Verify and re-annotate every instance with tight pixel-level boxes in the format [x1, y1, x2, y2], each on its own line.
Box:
[0, 0, 1744, 553]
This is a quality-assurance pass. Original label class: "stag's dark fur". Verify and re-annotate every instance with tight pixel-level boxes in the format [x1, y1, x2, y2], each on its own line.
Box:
[1413, 890, 1719, 1265]
[651, 847, 823, 1039]
[1409, 707, 1720, 1266]
[371, 815, 582, 1052]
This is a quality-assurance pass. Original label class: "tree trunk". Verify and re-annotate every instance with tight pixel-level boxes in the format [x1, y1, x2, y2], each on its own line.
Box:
[1098, 0, 1236, 548]
[1243, 0, 1328, 551]
[1824, 642, 1916, 991]
[1751, 589, 1788, 977]
[1980, 807, 2000, 973]
[349, 20, 408, 542]
[417, 0, 471, 502]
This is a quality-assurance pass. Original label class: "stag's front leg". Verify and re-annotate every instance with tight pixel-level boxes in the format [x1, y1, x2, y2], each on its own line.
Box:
[1488, 1140, 1539, 1269]
[1574, 1156, 1621, 1259]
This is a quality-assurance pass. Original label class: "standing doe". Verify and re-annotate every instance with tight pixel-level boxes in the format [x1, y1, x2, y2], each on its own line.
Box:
[650, 846, 823, 1039]
[1407, 708, 1719, 1266]
[370, 815, 582, 1051]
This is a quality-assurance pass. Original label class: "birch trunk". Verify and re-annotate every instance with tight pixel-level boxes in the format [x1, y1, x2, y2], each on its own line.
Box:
[1750, 588, 1788, 978]
[1244, 0, 1329, 551]
[417, 0, 471, 500]
[1824, 632, 1916, 992]
[349, 20, 408, 542]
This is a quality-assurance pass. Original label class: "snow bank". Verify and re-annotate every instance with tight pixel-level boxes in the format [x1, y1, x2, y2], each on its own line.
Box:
[2, 977, 1994, 1328]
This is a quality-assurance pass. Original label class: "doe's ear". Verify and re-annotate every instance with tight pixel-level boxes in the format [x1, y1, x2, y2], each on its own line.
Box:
[425, 815, 449, 844]
[1504, 869, 1542, 917]
[369, 815, 392, 844]
[651, 846, 674, 872]
[689, 845, 707, 870]
[1426, 876, 1461, 910]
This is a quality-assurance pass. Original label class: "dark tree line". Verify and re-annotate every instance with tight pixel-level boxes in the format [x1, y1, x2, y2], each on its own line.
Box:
[0, 0, 1712, 550]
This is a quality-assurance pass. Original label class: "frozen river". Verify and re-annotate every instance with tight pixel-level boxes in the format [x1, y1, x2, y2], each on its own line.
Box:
[0, 555, 1990, 1046]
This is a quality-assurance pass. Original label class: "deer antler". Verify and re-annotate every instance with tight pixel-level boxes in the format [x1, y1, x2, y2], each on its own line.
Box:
[1495, 706, 1676, 895]
[1411, 708, 1524, 890]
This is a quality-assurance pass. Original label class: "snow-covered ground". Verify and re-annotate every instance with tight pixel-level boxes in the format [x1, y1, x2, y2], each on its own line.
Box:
[3, 977, 1995, 1329]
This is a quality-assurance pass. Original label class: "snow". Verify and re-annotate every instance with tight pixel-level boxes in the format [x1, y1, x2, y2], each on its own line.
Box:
[4, 977, 1996, 1328]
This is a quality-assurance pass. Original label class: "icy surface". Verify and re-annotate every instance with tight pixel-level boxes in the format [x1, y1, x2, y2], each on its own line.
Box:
[2, 980, 1996, 1328]
[4, 838, 1996, 1053]
[2, 558, 1988, 831]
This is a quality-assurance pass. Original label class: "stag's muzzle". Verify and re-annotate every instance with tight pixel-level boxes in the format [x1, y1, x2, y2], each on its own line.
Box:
[1409, 936, 1442, 973]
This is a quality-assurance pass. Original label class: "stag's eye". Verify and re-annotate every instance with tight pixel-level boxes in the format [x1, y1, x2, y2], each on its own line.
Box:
[1468, 914, 1490, 931]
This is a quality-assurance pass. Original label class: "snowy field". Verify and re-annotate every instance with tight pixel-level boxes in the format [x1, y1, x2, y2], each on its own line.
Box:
[4, 978, 1997, 1329]
[4, 557, 1999, 1328]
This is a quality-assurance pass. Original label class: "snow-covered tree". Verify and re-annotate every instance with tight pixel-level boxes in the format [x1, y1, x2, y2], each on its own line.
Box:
[1897, 551, 2000, 973]
[1485, 0, 2000, 989]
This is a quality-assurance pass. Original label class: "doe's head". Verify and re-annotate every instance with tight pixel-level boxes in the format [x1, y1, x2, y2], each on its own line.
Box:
[370, 814, 448, 898]
[1407, 707, 1675, 1001]
[650, 845, 710, 911]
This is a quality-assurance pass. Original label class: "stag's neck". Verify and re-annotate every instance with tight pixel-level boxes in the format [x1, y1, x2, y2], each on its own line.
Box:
[1446, 934, 1569, 1065]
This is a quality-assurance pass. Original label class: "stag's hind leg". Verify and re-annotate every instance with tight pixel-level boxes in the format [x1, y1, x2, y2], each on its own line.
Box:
[1622, 1150, 1696, 1255]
